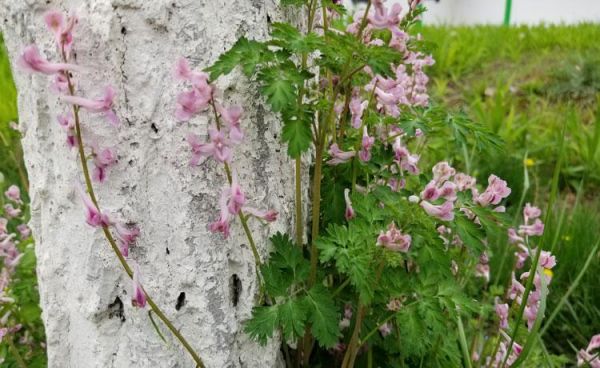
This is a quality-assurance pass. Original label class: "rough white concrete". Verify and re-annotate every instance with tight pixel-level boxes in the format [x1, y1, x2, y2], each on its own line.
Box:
[0, 0, 298, 367]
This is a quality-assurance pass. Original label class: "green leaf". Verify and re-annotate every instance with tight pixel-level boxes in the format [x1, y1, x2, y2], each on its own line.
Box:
[261, 233, 310, 296]
[205, 37, 269, 80]
[278, 298, 309, 341]
[244, 306, 279, 345]
[280, 0, 305, 6]
[282, 115, 312, 157]
[270, 23, 324, 54]
[305, 284, 340, 348]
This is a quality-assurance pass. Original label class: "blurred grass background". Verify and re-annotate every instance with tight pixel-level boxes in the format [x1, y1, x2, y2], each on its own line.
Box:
[422, 24, 600, 362]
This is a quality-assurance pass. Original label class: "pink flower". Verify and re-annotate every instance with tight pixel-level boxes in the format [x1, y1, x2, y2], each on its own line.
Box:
[209, 187, 232, 239]
[3, 204, 21, 219]
[378, 322, 393, 337]
[344, 188, 355, 220]
[393, 139, 420, 174]
[77, 186, 110, 228]
[349, 97, 368, 129]
[453, 173, 476, 191]
[432, 161, 455, 184]
[131, 263, 147, 309]
[508, 273, 525, 301]
[358, 127, 375, 162]
[44, 10, 78, 53]
[377, 223, 411, 253]
[523, 203, 541, 223]
[420, 180, 440, 201]
[476, 175, 511, 206]
[175, 89, 210, 121]
[507, 228, 524, 244]
[519, 219, 544, 237]
[244, 207, 278, 222]
[538, 250, 556, 269]
[327, 143, 355, 165]
[218, 104, 244, 144]
[18, 45, 82, 75]
[173, 58, 211, 89]
[91, 146, 117, 183]
[16, 224, 31, 240]
[475, 263, 490, 283]
[439, 181, 457, 201]
[420, 200, 454, 221]
[61, 86, 119, 126]
[51, 73, 70, 94]
[577, 334, 600, 367]
[369, 0, 403, 29]
[227, 177, 246, 215]
[187, 126, 232, 164]
[4, 185, 21, 204]
[115, 223, 140, 257]
[57, 112, 78, 149]
[495, 300, 509, 329]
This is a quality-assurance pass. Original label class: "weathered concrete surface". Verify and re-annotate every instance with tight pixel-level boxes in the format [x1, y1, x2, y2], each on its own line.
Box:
[0, 0, 299, 366]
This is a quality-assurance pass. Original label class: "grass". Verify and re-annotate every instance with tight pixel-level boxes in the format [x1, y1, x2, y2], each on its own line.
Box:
[423, 23, 600, 362]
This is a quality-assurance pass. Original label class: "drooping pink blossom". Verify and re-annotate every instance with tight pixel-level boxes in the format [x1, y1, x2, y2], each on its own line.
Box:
[538, 250, 556, 269]
[77, 186, 111, 228]
[50, 73, 70, 94]
[495, 300, 509, 329]
[209, 187, 232, 239]
[523, 203, 541, 223]
[369, 0, 403, 30]
[16, 225, 31, 240]
[91, 145, 117, 183]
[377, 222, 411, 253]
[227, 177, 246, 216]
[44, 10, 78, 53]
[344, 188, 355, 220]
[243, 207, 278, 222]
[439, 181, 457, 201]
[577, 334, 600, 367]
[476, 175, 511, 206]
[218, 104, 244, 144]
[358, 127, 375, 162]
[420, 180, 440, 201]
[18, 45, 82, 75]
[507, 228, 524, 244]
[392, 138, 420, 174]
[327, 143, 355, 165]
[454, 173, 476, 192]
[475, 262, 490, 283]
[186, 126, 232, 164]
[115, 223, 140, 257]
[4, 185, 21, 204]
[131, 263, 147, 309]
[349, 97, 368, 129]
[57, 112, 78, 149]
[378, 322, 393, 337]
[420, 200, 454, 221]
[508, 273, 525, 301]
[518, 219, 544, 237]
[61, 86, 119, 126]
[175, 89, 210, 121]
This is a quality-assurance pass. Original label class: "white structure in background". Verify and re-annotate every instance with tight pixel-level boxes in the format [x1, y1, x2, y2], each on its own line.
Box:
[343, 0, 600, 24]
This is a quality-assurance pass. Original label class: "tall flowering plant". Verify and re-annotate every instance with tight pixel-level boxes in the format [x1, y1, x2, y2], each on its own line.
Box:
[15, 1, 568, 368]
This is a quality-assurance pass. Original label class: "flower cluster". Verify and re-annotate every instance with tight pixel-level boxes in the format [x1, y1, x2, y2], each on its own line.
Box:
[174, 58, 278, 239]
[577, 334, 600, 367]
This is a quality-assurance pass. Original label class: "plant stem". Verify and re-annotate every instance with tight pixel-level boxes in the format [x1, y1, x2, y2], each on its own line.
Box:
[295, 157, 303, 247]
[61, 50, 205, 367]
[7, 336, 27, 368]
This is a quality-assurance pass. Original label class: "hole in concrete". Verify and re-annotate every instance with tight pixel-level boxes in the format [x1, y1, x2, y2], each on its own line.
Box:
[230, 274, 242, 307]
[175, 292, 186, 311]
[151, 123, 159, 133]
[108, 296, 125, 322]
[121, 26, 127, 35]
[166, 247, 170, 255]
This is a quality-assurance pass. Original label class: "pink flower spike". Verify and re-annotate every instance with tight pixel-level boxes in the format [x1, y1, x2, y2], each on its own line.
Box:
[4, 185, 21, 204]
[61, 86, 119, 126]
[420, 200, 454, 221]
[327, 143, 355, 165]
[18, 45, 82, 75]
[77, 186, 110, 228]
[131, 263, 147, 309]
[344, 188, 355, 220]
[244, 207, 278, 222]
